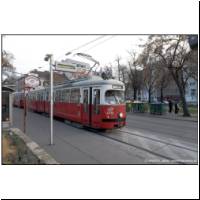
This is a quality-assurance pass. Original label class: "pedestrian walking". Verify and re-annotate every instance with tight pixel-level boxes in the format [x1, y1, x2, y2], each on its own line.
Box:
[174, 101, 179, 114]
[168, 99, 173, 113]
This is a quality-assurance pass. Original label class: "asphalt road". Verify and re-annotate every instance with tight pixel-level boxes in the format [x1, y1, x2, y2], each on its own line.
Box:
[12, 107, 198, 164]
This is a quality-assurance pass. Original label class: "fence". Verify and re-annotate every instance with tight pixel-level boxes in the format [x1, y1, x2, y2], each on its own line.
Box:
[126, 102, 167, 115]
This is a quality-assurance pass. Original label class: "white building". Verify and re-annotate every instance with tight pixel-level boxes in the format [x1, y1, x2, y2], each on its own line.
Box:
[185, 77, 198, 104]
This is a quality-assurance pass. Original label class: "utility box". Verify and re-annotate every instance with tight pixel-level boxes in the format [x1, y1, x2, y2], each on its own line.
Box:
[150, 103, 165, 115]
[132, 102, 148, 113]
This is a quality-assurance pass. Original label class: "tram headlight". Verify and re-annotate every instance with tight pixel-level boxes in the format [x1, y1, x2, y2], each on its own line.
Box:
[119, 112, 123, 118]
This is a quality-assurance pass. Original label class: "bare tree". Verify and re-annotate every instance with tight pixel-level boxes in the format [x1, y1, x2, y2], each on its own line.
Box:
[144, 35, 195, 116]
[2, 50, 15, 69]
[115, 56, 122, 81]
[154, 60, 171, 102]
[101, 65, 113, 80]
[2, 50, 16, 83]
[142, 59, 157, 103]
[119, 64, 130, 97]
[138, 48, 159, 103]
[128, 52, 143, 100]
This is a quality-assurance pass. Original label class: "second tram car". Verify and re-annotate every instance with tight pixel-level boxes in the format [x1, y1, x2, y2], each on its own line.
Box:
[13, 76, 126, 129]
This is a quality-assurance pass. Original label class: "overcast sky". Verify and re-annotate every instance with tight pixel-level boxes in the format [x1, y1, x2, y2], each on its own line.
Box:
[2, 35, 148, 74]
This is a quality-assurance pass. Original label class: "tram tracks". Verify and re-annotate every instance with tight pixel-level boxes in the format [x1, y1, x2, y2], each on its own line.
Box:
[117, 129, 197, 153]
[29, 110, 197, 164]
[83, 128, 187, 164]
[58, 119, 197, 164]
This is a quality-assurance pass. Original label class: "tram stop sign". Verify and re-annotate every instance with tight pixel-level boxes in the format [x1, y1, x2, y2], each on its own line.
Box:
[55, 61, 77, 72]
[25, 75, 40, 88]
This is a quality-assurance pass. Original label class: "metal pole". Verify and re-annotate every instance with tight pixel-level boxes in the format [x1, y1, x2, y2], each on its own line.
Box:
[9, 93, 13, 127]
[23, 76, 26, 134]
[50, 55, 54, 145]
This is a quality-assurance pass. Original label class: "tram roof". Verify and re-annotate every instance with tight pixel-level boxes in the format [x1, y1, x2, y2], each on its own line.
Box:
[52, 76, 124, 89]
[73, 76, 124, 87]
[15, 76, 124, 93]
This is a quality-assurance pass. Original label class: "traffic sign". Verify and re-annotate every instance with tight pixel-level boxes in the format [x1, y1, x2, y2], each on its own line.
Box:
[25, 75, 40, 88]
[55, 61, 77, 72]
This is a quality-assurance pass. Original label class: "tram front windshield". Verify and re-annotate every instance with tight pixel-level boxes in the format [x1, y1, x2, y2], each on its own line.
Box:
[105, 90, 125, 104]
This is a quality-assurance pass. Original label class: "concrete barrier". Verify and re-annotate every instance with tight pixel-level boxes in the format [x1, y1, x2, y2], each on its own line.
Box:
[10, 128, 59, 164]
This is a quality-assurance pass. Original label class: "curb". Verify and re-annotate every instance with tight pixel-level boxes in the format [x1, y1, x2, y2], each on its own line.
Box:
[10, 128, 59, 164]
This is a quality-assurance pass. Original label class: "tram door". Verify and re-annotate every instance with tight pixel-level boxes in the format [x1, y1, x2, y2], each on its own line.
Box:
[82, 88, 92, 126]
[92, 88, 101, 128]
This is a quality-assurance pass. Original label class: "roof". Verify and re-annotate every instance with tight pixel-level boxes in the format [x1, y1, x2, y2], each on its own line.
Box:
[2, 86, 15, 92]
[73, 76, 124, 87]
[26, 76, 124, 92]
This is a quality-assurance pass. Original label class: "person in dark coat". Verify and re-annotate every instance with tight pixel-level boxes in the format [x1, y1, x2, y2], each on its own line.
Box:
[174, 101, 179, 114]
[168, 99, 173, 113]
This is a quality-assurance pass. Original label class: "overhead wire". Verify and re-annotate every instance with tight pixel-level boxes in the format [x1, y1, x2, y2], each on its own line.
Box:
[56, 35, 107, 60]
[82, 35, 116, 53]
[69, 35, 106, 52]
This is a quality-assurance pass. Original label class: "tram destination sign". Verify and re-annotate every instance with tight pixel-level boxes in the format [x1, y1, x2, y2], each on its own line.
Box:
[112, 85, 123, 89]
[55, 61, 77, 72]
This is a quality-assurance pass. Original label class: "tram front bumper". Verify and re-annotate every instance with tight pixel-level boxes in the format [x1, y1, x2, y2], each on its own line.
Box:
[101, 118, 126, 129]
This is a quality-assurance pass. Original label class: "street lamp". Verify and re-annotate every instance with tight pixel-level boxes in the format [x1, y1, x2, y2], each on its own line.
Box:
[44, 54, 54, 145]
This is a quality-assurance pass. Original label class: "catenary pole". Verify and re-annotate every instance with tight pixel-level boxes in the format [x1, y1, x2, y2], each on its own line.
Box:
[50, 55, 54, 145]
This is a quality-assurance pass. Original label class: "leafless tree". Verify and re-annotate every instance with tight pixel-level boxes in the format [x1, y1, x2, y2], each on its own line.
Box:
[143, 35, 195, 116]
[2, 50, 16, 83]
[115, 56, 122, 81]
[101, 65, 113, 80]
[154, 60, 171, 102]
[128, 51, 143, 100]
[141, 58, 157, 103]
[118, 64, 130, 97]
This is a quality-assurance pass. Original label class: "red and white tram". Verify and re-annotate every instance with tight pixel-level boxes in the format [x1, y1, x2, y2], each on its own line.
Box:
[13, 76, 126, 129]
[13, 91, 24, 108]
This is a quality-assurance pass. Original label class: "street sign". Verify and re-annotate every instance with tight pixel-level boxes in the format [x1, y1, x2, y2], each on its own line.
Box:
[55, 61, 77, 72]
[25, 75, 40, 88]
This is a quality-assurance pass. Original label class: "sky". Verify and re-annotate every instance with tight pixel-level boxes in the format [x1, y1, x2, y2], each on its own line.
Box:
[2, 35, 148, 74]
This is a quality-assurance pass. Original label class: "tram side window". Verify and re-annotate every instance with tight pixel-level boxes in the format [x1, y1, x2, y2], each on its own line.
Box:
[40, 93, 42, 101]
[39, 92, 42, 101]
[41, 92, 43, 101]
[35, 93, 38, 101]
[46, 91, 49, 101]
[39, 93, 41, 101]
[55, 91, 59, 102]
[59, 90, 62, 102]
[57, 90, 61, 102]
[83, 90, 88, 113]
[63, 89, 70, 103]
[70, 88, 80, 104]
[60, 90, 64, 102]
[93, 89, 100, 114]
[61, 90, 64, 102]
[39, 93, 42, 101]
[55, 91, 58, 102]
